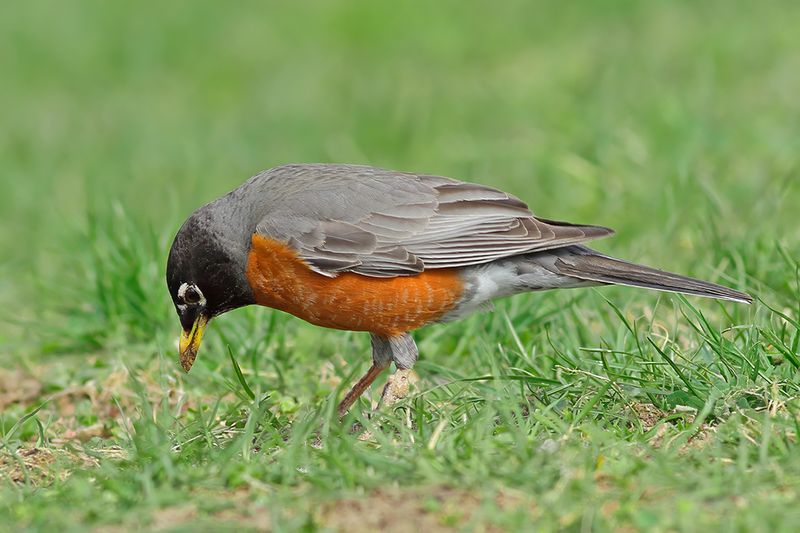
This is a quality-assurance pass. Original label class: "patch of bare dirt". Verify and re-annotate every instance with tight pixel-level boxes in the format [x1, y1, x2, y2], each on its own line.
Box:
[320, 486, 535, 533]
[0, 359, 235, 488]
[0, 445, 125, 486]
[0, 369, 42, 409]
[629, 402, 716, 452]
[0, 447, 59, 484]
[630, 403, 666, 431]
[89, 490, 272, 533]
[150, 505, 199, 531]
[3, 358, 221, 445]
[212, 501, 272, 531]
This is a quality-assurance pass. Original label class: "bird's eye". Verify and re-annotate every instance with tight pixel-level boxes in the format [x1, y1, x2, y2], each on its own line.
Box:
[183, 286, 202, 304]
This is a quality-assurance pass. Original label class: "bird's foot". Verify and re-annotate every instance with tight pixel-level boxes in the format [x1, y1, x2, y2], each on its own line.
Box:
[378, 368, 413, 410]
[351, 368, 416, 441]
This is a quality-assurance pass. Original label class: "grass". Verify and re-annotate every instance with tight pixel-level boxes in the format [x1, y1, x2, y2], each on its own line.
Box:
[1, 0, 800, 530]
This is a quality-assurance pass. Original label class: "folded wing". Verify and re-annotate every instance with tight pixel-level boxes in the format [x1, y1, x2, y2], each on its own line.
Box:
[252, 164, 613, 277]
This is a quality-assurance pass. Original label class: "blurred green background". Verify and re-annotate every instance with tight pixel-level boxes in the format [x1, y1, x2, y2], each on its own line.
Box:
[2, 0, 797, 303]
[2, 1, 800, 530]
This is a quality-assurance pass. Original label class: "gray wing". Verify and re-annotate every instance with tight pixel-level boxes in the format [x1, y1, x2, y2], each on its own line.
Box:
[250, 164, 614, 277]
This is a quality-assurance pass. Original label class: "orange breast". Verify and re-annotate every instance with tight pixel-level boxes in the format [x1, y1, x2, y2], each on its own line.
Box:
[245, 235, 464, 336]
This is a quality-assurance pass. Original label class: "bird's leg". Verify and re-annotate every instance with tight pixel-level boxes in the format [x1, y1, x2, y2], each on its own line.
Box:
[377, 333, 418, 411]
[337, 361, 389, 417]
[337, 334, 393, 417]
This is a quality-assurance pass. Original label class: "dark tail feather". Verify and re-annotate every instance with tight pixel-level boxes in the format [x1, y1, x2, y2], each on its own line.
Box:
[553, 247, 752, 304]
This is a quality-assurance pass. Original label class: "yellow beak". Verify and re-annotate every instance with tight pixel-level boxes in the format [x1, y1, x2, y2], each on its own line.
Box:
[179, 314, 208, 372]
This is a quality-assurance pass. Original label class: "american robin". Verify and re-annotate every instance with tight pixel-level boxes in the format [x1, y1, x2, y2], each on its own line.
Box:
[166, 164, 751, 415]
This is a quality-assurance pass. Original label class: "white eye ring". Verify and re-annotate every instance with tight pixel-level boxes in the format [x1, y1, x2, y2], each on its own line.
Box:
[178, 282, 206, 306]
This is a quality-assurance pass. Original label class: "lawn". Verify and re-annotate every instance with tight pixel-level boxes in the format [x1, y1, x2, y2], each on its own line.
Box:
[2, 1, 800, 531]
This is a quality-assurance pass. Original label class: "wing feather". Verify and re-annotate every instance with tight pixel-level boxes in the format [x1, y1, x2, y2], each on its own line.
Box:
[251, 164, 613, 277]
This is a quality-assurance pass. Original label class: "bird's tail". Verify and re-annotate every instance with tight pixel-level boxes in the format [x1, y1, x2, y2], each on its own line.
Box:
[546, 246, 752, 304]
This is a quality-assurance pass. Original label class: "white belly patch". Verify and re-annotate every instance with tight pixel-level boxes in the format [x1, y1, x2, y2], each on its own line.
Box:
[438, 258, 590, 322]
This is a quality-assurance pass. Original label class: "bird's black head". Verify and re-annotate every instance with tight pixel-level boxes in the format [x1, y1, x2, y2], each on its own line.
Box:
[166, 207, 255, 371]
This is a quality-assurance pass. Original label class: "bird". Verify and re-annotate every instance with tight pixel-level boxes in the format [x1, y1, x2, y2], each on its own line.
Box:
[166, 163, 752, 416]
